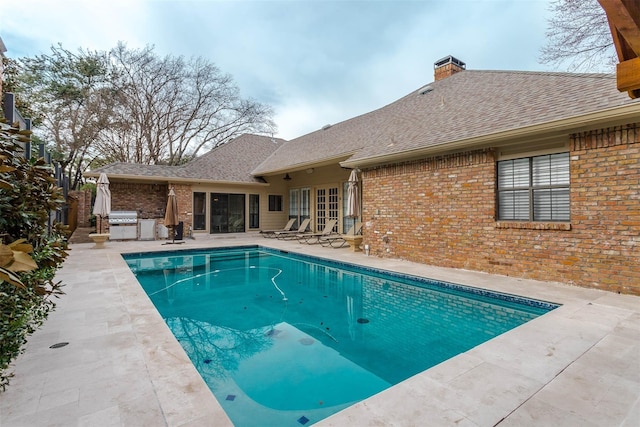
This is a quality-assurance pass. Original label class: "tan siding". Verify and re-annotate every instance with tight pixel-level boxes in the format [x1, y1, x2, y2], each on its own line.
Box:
[260, 179, 289, 233]
[279, 164, 352, 231]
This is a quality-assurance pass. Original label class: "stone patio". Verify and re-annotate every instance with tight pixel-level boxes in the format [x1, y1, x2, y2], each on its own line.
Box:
[1, 233, 638, 426]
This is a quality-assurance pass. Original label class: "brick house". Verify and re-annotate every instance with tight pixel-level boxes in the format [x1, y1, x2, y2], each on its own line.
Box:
[88, 134, 289, 237]
[87, 57, 640, 295]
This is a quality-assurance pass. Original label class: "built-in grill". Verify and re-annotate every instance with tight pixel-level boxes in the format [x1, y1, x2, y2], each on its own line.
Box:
[108, 211, 138, 240]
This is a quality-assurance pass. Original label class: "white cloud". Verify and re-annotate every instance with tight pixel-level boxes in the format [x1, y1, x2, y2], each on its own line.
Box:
[2, 0, 561, 141]
[2, 0, 151, 56]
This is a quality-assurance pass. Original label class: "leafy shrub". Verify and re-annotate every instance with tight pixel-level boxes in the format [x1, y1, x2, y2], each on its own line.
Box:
[0, 119, 69, 391]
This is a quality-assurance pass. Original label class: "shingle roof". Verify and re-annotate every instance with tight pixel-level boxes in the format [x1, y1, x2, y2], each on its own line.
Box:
[253, 70, 639, 174]
[181, 134, 284, 182]
[91, 134, 285, 183]
[91, 70, 639, 182]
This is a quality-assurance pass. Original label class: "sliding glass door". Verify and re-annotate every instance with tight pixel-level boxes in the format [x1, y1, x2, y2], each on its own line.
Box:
[210, 193, 245, 233]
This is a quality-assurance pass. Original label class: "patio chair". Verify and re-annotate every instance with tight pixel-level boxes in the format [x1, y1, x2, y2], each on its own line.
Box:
[260, 218, 296, 238]
[297, 219, 338, 244]
[275, 218, 311, 240]
[319, 221, 363, 248]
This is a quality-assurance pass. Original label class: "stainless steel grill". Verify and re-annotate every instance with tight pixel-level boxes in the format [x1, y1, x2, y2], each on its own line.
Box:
[108, 211, 138, 225]
[108, 211, 138, 240]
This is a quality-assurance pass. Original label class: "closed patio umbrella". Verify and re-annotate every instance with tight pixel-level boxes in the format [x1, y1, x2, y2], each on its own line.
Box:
[92, 173, 111, 234]
[346, 169, 360, 233]
[164, 187, 180, 243]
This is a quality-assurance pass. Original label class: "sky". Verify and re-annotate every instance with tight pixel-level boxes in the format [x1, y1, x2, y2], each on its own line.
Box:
[2, 0, 559, 140]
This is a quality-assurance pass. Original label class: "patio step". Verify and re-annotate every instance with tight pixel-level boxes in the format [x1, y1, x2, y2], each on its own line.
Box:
[68, 227, 95, 244]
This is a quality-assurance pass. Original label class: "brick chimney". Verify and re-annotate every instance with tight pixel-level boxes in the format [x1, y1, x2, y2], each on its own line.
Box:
[434, 55, 466, 81]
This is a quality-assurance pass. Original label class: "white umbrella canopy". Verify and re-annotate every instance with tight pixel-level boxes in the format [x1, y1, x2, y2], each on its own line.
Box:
[346, 169, 360, 218]
[92, 173, 111, 233]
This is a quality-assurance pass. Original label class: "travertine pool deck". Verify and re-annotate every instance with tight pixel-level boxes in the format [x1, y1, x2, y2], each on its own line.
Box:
[1, 234, 638, 426]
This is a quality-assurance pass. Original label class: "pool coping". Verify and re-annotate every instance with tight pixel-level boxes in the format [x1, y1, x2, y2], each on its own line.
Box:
[1, 234, 638, 426]
[123, 244, 561, 311]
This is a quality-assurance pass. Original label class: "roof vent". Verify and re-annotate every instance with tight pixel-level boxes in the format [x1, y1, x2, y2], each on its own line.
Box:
[322, 124, 332, 130]
[417, 84, 434, 95]
[434, 55, 466, 81]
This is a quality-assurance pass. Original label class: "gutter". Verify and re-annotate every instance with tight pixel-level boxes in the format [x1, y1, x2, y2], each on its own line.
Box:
[340, 102, 640, 169]
[82, 172, 272, 186]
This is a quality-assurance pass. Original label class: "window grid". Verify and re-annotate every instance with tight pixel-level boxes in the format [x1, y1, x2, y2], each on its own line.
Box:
[316, 189, 326, 231]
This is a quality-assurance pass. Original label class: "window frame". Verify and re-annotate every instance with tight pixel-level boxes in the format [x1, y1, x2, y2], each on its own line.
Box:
[192, 192, 206, 231]
[268, 194, 283, 212]
[497, 152, 570, 222]
[249, 194, 260, 229]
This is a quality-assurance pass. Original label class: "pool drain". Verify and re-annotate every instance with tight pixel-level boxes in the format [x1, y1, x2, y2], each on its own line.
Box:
[49, 342, 69, 349]
[357, 318, 370, 324]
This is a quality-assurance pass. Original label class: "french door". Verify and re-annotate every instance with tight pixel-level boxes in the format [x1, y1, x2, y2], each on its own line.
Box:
[316, 186, 339, 232]
[289, 188, 310, 229]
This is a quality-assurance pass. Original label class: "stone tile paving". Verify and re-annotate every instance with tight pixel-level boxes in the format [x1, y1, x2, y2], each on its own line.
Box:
[1, 234, 638, 427]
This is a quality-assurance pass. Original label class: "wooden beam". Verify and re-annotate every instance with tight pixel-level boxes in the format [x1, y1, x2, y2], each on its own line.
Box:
[617, 57, 640, 98]
[598, 0, 640, 98]
[617, 57, 640, 91]
[598, 0, 640, 58]
[606, 18, 627, 60]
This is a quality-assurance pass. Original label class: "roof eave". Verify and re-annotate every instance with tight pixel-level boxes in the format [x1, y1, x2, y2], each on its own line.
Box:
[252, 153, 356, 176]
[82, 172, 271, 186]
[341, 102, 640, 169]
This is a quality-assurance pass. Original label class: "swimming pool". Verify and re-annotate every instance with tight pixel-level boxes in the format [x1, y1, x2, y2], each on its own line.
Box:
[124, 246, 558, 426]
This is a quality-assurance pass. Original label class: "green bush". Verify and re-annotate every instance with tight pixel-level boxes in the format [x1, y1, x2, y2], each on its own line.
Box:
[0, 120, 69, 391]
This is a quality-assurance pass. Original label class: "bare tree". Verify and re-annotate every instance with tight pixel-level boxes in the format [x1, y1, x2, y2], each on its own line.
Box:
[539, 0, 617, 72]
[101, 43, 277, 165]
[11, 43, 277, 187]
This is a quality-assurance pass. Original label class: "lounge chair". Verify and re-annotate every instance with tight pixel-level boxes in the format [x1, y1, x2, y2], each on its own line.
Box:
[319, 222, 363, 248]
[260, 218, 296, 238]
[275, 218, 311, 240]
[297, 219, 338, 244]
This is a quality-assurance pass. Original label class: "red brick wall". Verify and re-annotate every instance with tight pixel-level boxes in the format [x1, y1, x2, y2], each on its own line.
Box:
[109, 182, 193, 233]
[110, 182, 168, 219]
[569, 123, 639, 293]
[362, 123, 639, 295]
[166, 183, 193, 231]
[108, 182, 193, 234]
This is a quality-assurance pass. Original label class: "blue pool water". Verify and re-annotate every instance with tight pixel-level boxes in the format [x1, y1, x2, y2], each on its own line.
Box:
[124, 246, 558, 426]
